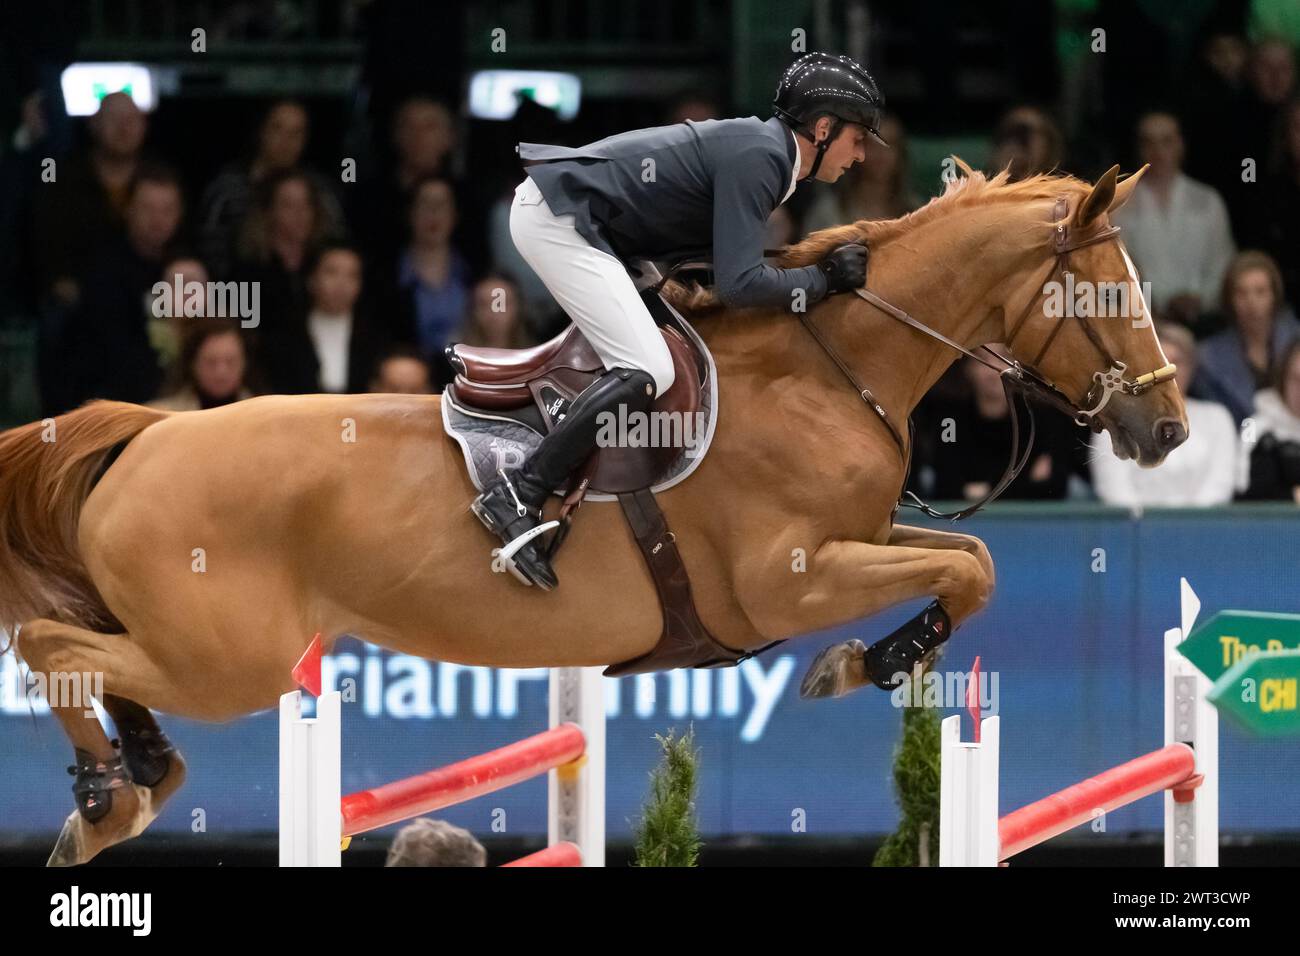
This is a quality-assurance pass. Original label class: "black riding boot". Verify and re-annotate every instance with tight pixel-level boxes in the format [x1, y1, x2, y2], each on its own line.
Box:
[471, 366, 657, 589]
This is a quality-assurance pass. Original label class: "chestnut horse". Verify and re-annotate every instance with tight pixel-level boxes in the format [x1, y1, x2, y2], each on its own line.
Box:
[0, 163, 1185, 864]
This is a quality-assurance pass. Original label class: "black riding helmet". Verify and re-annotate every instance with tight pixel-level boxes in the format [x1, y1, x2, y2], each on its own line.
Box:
[773, 52, 887, 181]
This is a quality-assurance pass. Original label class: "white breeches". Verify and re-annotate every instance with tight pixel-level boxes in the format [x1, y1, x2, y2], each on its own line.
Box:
[509, 176, 676, 397]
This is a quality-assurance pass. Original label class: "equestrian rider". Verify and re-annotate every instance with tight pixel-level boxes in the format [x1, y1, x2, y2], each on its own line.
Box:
[470, 52, 886, 589]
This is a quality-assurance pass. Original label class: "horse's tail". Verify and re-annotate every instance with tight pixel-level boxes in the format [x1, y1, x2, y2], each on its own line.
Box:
[0, 402, 171, 643]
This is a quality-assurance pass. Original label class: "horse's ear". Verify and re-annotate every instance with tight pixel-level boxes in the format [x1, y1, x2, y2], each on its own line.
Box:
[1107, 164, 1149, 215]
[1075, 165, 1120, 229]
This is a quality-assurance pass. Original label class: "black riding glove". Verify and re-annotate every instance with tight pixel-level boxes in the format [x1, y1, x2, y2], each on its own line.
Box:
[818, 242, 870, 294]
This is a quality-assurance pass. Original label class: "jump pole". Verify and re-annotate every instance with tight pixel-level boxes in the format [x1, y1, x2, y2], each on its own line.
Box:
[280, 665, 605, 867]
[940, 578, 1218, 866]
[339, 723, 587, 836]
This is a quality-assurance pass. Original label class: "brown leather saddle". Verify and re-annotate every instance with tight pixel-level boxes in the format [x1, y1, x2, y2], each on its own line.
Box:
[449, 318, 701, 494]
[444, 292, 767, 676]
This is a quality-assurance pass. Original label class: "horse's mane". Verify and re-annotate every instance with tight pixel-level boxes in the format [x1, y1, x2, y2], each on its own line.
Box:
[662, 158, 1093, 315]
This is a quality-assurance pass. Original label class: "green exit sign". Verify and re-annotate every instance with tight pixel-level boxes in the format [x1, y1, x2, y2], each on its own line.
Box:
[1177, 610, 1300, 682]
[1206, 649, 1300, 736]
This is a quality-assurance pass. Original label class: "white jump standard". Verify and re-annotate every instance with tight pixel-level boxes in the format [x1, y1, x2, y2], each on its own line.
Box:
[940, 579, 1218, 867]
[279, 666, 606, 866]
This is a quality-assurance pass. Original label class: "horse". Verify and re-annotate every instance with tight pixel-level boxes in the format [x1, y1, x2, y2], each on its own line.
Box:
[0, 161, 1187, 864]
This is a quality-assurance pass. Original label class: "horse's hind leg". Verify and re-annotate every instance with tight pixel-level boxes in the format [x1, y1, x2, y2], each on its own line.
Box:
[102, 694, 187, 806]
[16, 618, 187, 866]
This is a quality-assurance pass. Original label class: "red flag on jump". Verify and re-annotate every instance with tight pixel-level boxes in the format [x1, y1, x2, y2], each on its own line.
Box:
[292, 633, 323, 696]
[967, 656, 982, 743]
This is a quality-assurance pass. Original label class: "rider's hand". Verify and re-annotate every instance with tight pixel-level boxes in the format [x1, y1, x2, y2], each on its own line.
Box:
[818, 243, 870, 294]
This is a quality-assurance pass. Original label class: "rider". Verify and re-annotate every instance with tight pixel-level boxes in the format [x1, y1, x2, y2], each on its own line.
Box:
[470, 52, 886, 589]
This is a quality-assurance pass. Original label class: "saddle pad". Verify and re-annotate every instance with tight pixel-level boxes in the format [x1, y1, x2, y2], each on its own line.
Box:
[441, 299, 718, 502]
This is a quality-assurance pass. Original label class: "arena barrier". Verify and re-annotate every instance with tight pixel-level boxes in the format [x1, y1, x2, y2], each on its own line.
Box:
[279, 666, 606, 867]
[940, 578, 1219, 866]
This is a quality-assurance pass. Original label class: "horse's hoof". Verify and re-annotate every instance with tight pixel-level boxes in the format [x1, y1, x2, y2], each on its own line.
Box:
[46, 781, 156, 867]
[799, 639, 869, 699]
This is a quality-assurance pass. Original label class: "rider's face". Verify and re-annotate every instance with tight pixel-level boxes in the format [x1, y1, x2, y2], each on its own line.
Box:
[815, 121, 869, 182]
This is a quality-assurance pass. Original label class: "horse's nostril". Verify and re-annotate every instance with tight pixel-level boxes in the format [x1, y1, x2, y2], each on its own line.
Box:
[1153, 417, 1186, 450]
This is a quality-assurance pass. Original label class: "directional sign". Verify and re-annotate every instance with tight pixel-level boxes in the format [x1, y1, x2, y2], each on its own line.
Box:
[1206, 650, 1300, 736]
[1177, 610, 1300, 683]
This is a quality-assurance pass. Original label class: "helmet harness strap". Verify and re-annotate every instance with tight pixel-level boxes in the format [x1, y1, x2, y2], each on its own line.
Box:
[800, 117, 843, 182]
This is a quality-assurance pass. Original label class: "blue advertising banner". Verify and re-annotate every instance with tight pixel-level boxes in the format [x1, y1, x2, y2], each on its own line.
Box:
[2, 504, 1297, 846]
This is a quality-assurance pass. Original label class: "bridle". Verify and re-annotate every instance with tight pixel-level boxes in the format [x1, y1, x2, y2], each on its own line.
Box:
[796, 193, 1178, 520]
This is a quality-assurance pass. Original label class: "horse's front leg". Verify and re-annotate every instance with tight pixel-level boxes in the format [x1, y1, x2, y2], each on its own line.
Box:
[885, 523, 996, 591]
[749, 535, 993, 699]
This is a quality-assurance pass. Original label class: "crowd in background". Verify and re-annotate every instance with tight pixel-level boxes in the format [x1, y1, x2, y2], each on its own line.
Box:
[2, 11, 1300, 509]
[903, 28, 1300, 509]
[7, 91, 548, 415]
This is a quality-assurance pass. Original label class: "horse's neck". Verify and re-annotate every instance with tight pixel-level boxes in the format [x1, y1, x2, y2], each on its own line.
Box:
[839, 230, 1011, 420]
[706, 213, 1025, 423]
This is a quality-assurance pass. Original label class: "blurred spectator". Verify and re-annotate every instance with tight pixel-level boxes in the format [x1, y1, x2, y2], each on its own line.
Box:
[1240, 338, 1300, 501]
[989, 106, 1063, 182]
[371, 345, 433, 394]
[1237, 37, 1297, 185]
[258, 242, 399, 394]
[665, 92, 721, 125]
[57, 164, 185, 411]
[351, 95, 457, 267]
[234, 168, 339, 333]
[1249, 36, 1297, 106]
[151, 319, 252, 410]
[1090, 321, 1238, 507]
[920, 349, 1085, 501]
[454, 273, 533, 349]
[1181, 30, 1252, 219]
[803, 114, 917, 233]
[435, 273, 535, 390]
[198, 99, 345, 278]
[386, 176, 471, 365]
[29, 91, 150, 310]
[1242, 98, 1300, 307]
[1112, 112, 1236, 325]
[149, 253, 211, 372]
[384, 818, 485, 867]
[1193, 250, 1300, 425]
[393, 96, 457, 181]
[1206, 31, 1251, 87]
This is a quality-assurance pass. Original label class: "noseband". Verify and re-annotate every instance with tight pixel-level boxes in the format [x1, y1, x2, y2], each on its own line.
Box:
[797, 193, 1178, 520]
